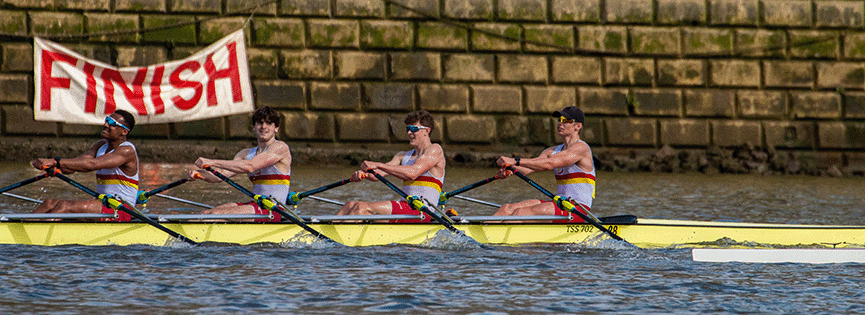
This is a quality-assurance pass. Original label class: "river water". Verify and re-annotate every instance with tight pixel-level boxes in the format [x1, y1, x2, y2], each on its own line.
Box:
[1, 163, 864, 313]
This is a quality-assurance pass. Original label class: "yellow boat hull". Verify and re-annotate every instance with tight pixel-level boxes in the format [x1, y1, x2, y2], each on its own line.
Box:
[1, 218, 864, 248]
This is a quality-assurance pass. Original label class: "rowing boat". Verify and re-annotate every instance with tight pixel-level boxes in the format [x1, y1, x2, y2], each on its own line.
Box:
[1, 214, 864, 248]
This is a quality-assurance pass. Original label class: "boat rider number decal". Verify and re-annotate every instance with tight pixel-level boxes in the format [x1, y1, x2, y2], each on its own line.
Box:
[567, 225, 619, 235]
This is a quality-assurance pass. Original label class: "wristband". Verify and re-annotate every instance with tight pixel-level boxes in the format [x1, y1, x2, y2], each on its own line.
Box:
[515, 157, 521, 166]
[54, 157, 61, 168]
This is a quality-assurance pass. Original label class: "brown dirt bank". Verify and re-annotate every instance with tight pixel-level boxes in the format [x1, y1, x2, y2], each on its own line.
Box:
[1, 137, 861, 177]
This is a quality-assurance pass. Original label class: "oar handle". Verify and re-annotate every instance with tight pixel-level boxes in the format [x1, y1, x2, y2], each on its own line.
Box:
[143, 172, 203, 199]
[504, 165, 625, 242]
[288, 174, 364, 205]
[0, 173, 49, 195]
[440, 174, 502, 206]
[202, 165, 254, 196]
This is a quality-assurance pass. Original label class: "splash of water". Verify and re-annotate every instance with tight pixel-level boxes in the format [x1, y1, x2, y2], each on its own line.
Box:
[279, 232, 340, 249]
[419, 229, 488, 250]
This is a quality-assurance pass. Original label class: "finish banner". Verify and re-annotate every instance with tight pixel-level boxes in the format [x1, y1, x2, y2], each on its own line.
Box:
[34, 29, 253, 125]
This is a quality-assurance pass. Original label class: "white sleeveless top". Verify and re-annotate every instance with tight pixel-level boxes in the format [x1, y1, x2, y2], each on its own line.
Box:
[246, 145, 291, 203]
[400, 149, 444, 205]
[95, 141, 139, 203]
[552, 142, 595, 208]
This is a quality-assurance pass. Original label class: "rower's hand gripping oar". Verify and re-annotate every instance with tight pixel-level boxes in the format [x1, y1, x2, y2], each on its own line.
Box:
[504, 165, 626, 242]
[438, 174, 503, 207]
[286, 174, 365, 205]
[201, 165, 341, 245]
[136, 172, 204, 206]
[42, 167, 199, 246]
[366, 171, 492, 249]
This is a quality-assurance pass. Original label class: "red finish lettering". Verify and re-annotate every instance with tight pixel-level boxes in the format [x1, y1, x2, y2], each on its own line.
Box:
[84, 63, 98, 113]
[169, 61, 203, 110]
[40, 51, 77, 110]
[204, 42, 243, 106]
[151, 65, 165, 114]
[101, 67, 149, 115]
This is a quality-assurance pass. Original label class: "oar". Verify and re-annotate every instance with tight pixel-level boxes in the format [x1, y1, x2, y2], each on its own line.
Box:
[0, 173, 49, 195]
[308, 195, 345, 206]
[452, 195, 501, 208]
[201, 165, 341, 245]
[503, 165, 626, 242]
[366, 171, 491, 249]
[154, 193, 213, 209]
[44, 167, 198, 245]
[286, 175, 363, 205]
[2, 192, 43, 204]
[137, 173, 204, 205]
[438, 175, 502, 207]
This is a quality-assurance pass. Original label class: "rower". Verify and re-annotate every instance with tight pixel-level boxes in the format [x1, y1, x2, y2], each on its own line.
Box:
[30, 110, 139, 222]
[187, 106, 291, 222]
[337, 110, 446, 223]
[494, 106, 595, 223]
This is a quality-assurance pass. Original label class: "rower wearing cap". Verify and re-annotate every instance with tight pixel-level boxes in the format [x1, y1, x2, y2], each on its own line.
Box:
[494, 106, 595, 222]
[30, 110, 139, 221]
[337, 110, 445, 223]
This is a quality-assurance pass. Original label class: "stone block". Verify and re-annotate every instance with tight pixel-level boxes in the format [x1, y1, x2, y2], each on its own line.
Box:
[175, 117, 225, 139]
[0, 10, 26, 37]
[445, 115, 495, 143]
[763, 121, 816, 149]
[417, 84, 469, 112]
[606, 118, 656, 146]
[362, 83, 414, 111]
[115, 46, 167, 67]
[141, 15, 196, 44]
[762, 0, 812, 27]
[388, 0, 439, 18]
[657, 0, 706, 25]
[660, 119, 709, 146]
[711, 120, 762, 147]
[551, 0, 601, 22]
[199, 17, 248, 44]
[30, 12, 84, 37]
[0, 74, 30, 104]
[736, 29, 786, 58]
[336, 114, 390, 141]
[632, 88, 682, 116]
[246, 48, 278, 79]
[310, 82, 361, 111]
[495, 115, 530, 145]
[844, 92, 865, 119]
[818, 122, 865, 149]
[55, 0, 110, 10]
[116, 0, 167, 12]
[737, 90, 787, 118]
[226, 114, 253, 139]
[334, 51, 385, 80]
[579, 87, 629, 115]
[524, 25, 574, 53]
[281, 50, 331, 79]
[497, 0, 546, 21]
[709, 0, 758, 25]
[1, 43, 33, 72]
[606, 0, 653, 24]
[791, 92, 842, 119]
[789, 30, 839, 59]
[282, 112, 335, 141]
[307, 19, 359, 48]
[361, 20, 412, 49]
[171, 0, 219, 13]
[817, 62, 864, 89]
[498, 55, 548, 83]
[709, 60, 760, 87]
[581, 118, 604, 145]
[227, 1, 276, 15]
[683, 28, 733, 56]
[281, 0, 330, 16]
[3, 106, 56, 135]
[578, 26, 627, 54]
[85, 13, 139, 43]
[253, 18, 304, 48]
[525, 86, 576, 114]
[390, 53, 441, 81]
[604, 58, 654, 86]
[60, 123, 102, 136]
[471, 23, 522, 51]
[417, 22, 468, 50]
[526, 116, 553, 145]
[684, 89, 735, 117]
[254, 80, 305, 109]
[444, 0, 494, 20]
[816, 1, 864, 28]
[552, 57, 601, 84]
[630, 27, 680, 56]
[763, 61, 813, 88]
[472, 85, 522, 113]
[443, 54, 494, 82]
[658, 59, 704, 86]
[844, 32, 865, 59]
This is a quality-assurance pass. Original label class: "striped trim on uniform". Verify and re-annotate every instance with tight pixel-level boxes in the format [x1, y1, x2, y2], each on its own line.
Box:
[554, 172, 596, 186]
[96, 174, 139, 188]
[403, 175, 443, 192]
[249, 174, 291, 185]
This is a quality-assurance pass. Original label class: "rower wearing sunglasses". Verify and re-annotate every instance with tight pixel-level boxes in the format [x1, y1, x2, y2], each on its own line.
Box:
[337, 110, 445, 222]
[493, 106, 595, 223]
[30, 110, 139, 221]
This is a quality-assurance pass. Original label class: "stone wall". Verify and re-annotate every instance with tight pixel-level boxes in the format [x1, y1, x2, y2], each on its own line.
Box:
[0, 0, 864, 171]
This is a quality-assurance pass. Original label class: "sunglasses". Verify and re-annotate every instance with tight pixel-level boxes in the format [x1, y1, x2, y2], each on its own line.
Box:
[406, 125, 430, 133]
[105, 116, 129, 130]
[558, 116, 575, 124]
